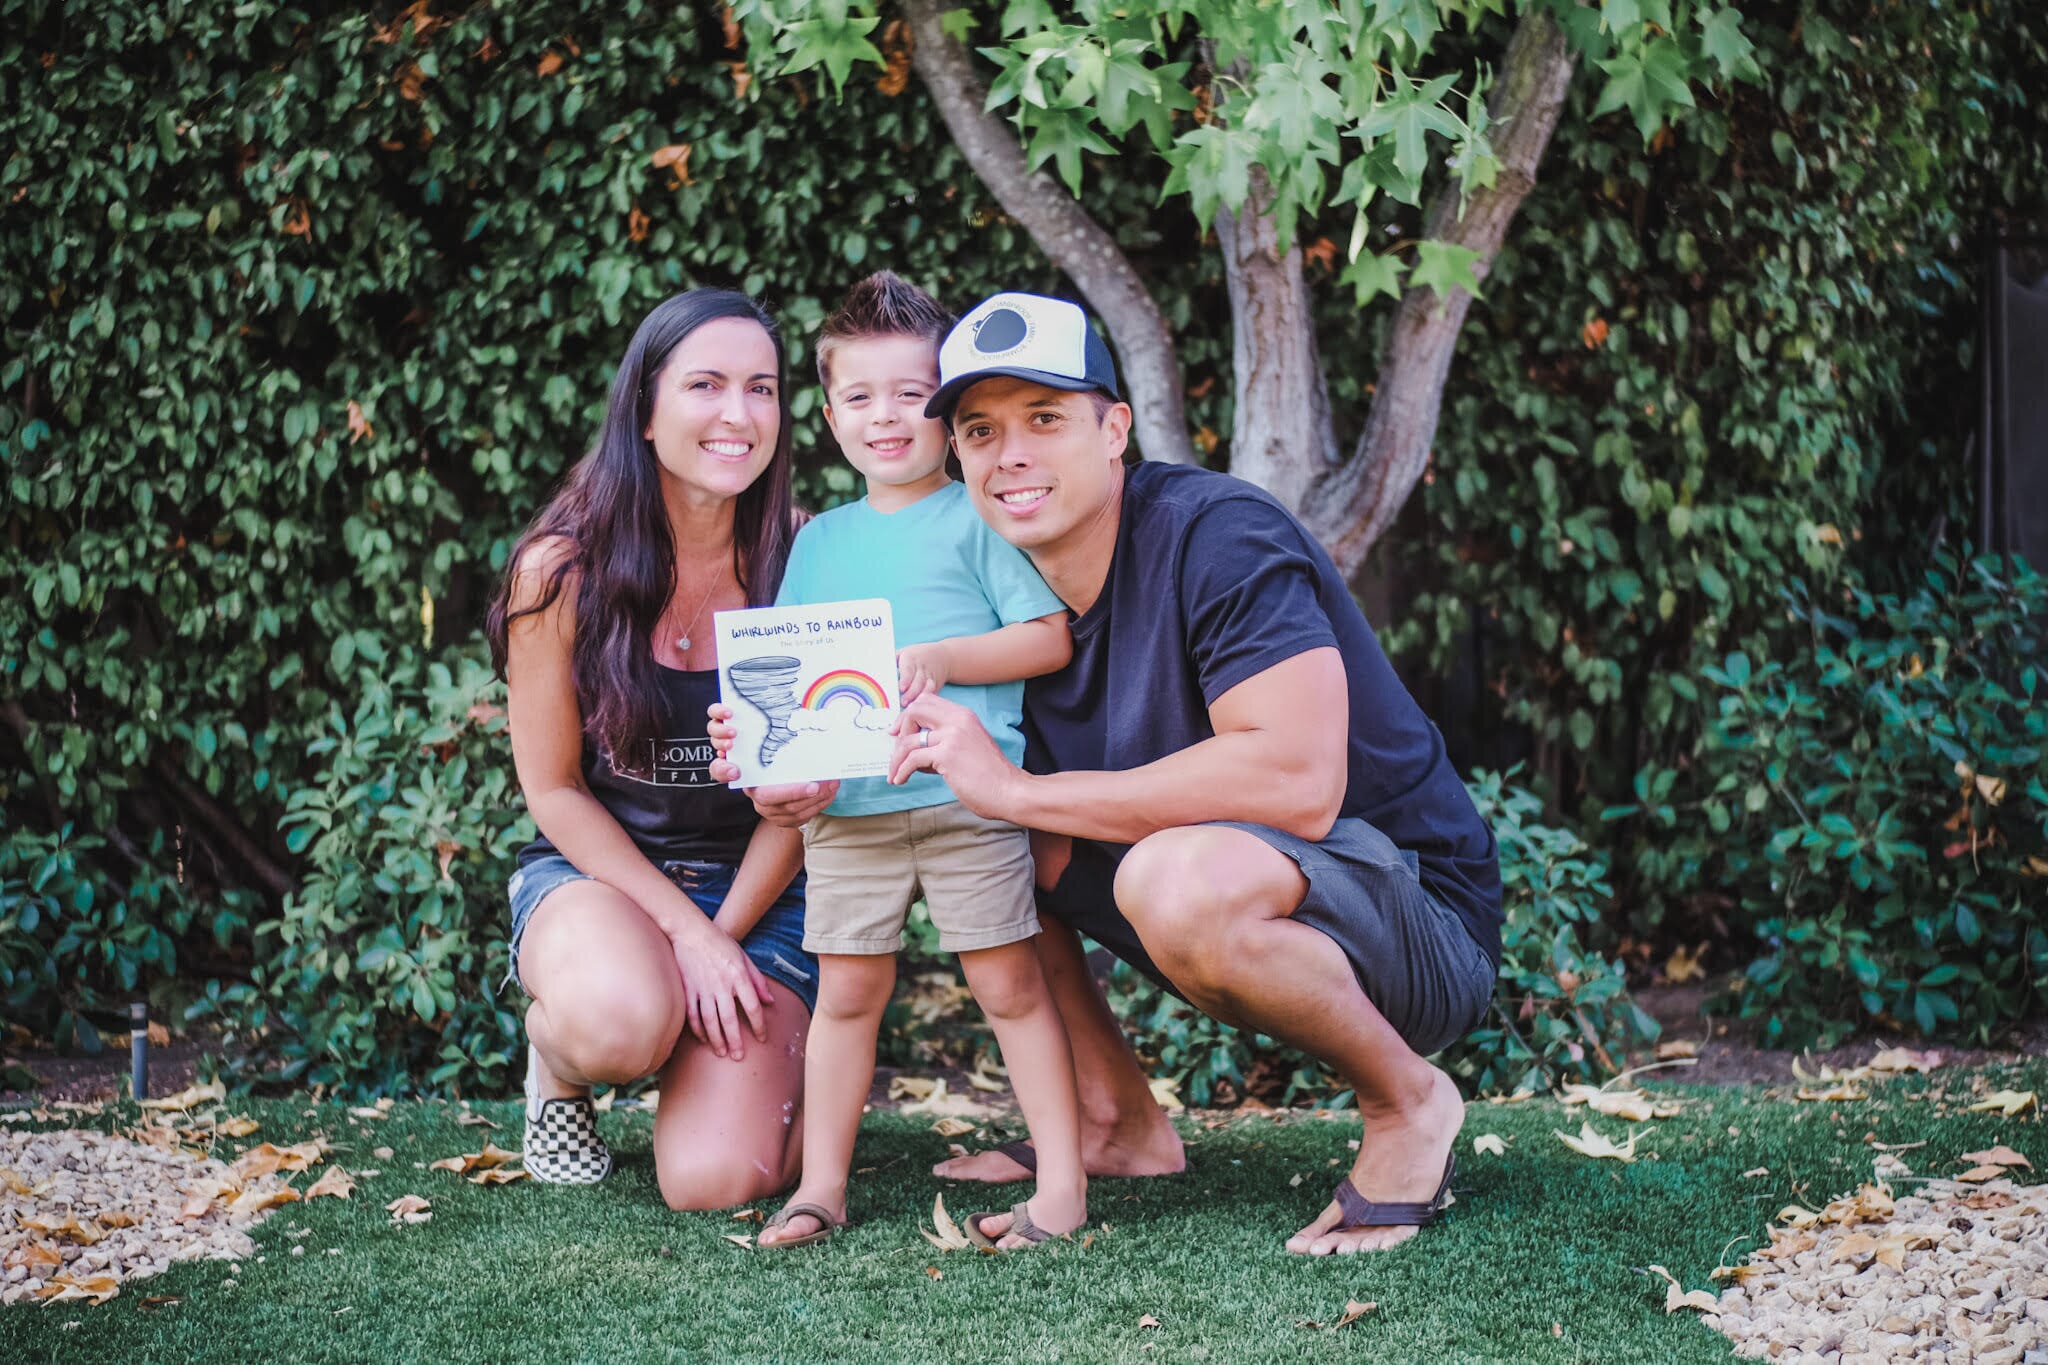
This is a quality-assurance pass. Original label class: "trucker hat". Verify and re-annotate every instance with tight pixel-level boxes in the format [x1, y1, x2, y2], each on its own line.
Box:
[925, 292, 1120, 422]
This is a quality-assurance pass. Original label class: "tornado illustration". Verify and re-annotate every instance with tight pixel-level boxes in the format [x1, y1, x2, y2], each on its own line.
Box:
[725, 656, 802, 763]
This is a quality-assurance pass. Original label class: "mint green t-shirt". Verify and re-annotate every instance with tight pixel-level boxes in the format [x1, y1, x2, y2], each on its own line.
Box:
[775, 480, 1064, 817]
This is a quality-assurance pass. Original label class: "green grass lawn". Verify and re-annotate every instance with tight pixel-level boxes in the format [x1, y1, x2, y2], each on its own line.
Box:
[3, 1062, 2042, 1364]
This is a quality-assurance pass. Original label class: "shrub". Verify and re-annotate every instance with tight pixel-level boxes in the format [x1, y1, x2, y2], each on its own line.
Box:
[1624, 551, 2048, 1046]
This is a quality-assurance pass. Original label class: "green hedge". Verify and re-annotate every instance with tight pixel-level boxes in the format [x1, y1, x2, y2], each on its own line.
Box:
[4, 0, 2043, 1092]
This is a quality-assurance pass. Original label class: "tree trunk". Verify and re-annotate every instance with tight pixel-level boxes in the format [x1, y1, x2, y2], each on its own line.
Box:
[901, 0, 1194, 465]
[1303, 8, 1578, 579]
[1215, 165, 1340, 509]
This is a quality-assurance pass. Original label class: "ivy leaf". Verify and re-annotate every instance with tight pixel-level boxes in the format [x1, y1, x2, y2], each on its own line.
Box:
[1697, 7, 1758, 81]
[1593, 38, 1699, 143]
[1408, 239, 1486, 304]
[779, 14, 883, 94]
[1340, 250, 1406, 307]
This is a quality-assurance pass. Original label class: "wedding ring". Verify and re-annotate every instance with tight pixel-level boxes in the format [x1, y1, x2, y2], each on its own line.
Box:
[918, 727, 932, 748]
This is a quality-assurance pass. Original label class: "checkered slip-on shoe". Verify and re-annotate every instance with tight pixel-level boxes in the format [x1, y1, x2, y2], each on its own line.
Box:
[522, 1047, 613, 1185]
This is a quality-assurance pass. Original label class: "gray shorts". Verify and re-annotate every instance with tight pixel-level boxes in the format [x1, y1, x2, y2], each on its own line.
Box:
[1039, 817, 1495, 1058]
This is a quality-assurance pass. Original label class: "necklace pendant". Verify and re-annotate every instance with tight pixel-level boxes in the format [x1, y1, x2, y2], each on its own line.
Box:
[677, 634, 691, 652]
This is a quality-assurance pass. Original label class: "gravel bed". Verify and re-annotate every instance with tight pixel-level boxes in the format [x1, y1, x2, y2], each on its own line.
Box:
[1707, 1173, 2048, 1364]
[1, 1125, 301, 1306]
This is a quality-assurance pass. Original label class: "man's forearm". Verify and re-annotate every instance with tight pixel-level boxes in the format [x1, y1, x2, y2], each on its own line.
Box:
[1000, 732, 1340, 846]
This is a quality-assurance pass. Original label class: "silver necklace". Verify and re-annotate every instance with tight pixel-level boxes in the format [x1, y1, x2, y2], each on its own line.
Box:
[673, 567, 726, 653]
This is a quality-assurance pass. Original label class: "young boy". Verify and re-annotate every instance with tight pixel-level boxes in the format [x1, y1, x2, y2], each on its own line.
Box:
[716, 272, 1085, 1250]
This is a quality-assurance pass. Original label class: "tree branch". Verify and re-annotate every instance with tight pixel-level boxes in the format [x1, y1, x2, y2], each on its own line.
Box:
[901, 0, 1194, 465]
[1304, 7, 1578, 576]
[150, 758, 296, 901]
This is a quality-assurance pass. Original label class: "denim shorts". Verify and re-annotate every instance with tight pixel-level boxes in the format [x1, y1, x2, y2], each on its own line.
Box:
[506, 853, 817, 1013]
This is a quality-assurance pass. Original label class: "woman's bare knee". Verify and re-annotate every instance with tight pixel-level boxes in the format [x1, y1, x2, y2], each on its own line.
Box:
[659, 1152, 783, 1211]
[530, 995, 681, 1084]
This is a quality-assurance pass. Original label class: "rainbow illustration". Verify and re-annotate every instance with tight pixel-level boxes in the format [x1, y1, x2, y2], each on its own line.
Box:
[801, 669, 889, 712]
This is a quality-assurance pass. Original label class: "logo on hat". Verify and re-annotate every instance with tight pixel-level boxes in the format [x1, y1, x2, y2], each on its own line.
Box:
[971, 307, 1032, 356]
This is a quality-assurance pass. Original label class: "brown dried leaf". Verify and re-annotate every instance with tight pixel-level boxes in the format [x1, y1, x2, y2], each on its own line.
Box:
[1960, 1190, 2015, 1210]
[1655, 1039, 1701, 1061]
[39, 1271, 120, 1305]
[96, 1210, 139, 1230]
[1648, 1264, 1718, 1312]
[1954, 1164, 2008, 1183]
[1139, 1314, 1162, 1329]
[1662, 943, 1705, 983]
[536, 50, 563, 77]
[721, 1233, 753, 1249]
[305, 1167, 356, 1200]
[1964, 1089, 2037, 1117]
[922, 1193, 971, 1252]
[1958, 1144, 2031, 1170]
[649, 143, 694, 185]
[1828, 1232, 1879, 1264]
[5, 1242, 62, 1271]
[217, 1115, 261, 1138]
[230, 1185, 300, 1215]
[139, 1079, 226, 1112]
[232, 1141, 324, 1180]
[146, 1020, 170, 1046]
[1471, 1133, 1506, 1157]
[888, 1075, 939, 1102]
[1554, 1121, 1643, 1162]
[385, 1194, 432, 1225]
[18, 1213, 104, 1244]
[1866, 1046, 1942, 1073]
[1741, 1167, 1770, 1179]
[1795, 1084, 1868, 1103]
[1776, 1205, 1821, 1229]
[1333, 1299, 1377, 1328]
[1709, 1263, 1766, 1285]
[468, 1166, 530, 1185]
[930, 1117, 976, 1138]
[454, 1110, 500, 1129]
[1756, 1231, 1817, 1260]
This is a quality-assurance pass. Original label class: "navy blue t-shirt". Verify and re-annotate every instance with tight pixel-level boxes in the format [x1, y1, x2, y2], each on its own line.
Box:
[1022, 461, 1503, 967]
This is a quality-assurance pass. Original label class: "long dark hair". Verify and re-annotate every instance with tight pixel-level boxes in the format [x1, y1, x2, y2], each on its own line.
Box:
[486, 289, 798, 761]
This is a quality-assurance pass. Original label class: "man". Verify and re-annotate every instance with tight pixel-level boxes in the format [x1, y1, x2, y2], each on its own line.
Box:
[739, 292, 1501, 1255]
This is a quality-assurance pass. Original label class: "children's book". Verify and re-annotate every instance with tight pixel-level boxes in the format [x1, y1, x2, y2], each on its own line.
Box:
[713, 598, 901, 788]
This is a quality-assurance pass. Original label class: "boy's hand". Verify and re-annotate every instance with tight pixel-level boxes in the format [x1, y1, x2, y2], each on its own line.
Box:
[896, 642, 953, 705]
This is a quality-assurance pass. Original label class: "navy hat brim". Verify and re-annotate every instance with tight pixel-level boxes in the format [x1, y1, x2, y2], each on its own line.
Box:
[925, 367, 1118, 423]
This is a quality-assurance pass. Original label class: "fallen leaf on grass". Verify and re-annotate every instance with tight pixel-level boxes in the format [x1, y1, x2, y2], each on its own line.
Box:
[138, 1080, 226, 1112]
[1776, 1205, 1821, 1228]
[591, 1091, 615, 1113]
[1333, 1299, 1377, 1328]
[1138, 1314, 1161, 1329]
[1958, 1145, 2031, 1170]
[232, 1141, 326, 1180]
[930, 1117, 976, 1138]
[454, 1111, 499, 1130]
[1741, 1167, 1770, 1179]
[348, 1098, 396, 1120]
[965, 1070, 1006, 1094]
[925, 1265, 942, 1280]
[139, 1294, 182, 1308]
[1561, 1084, 1680, 1122]
[429, 1142, 519, 1175]
[888, 1075, 939, 1102]
[38, 1271, 119, 1305]
[921, 1193, 972, 1252]
[385, 1194, 431, 1225]
[216, 1116, 261, 1138]
[1655, 1040, 1701, 1061]
[732, 1208, 762, 1222]
[1554, 1122, 1644, 1162]
[468, 1167, 529, 1185]
[1472, 1134, 1506, 1157]
[721, 1234, 752, 1249]
[1147, 1077, 1184, 1112]
[230, 1185, 300, 1215]
[1955, 1164, 2009, 1183]
[305, 1167, 355, 1200]
[1964, 1090, 2037, 1117]
[1866, 1047, 1942, 1074]
[1647, 1264, 1718, 1313]
[1795, 1084, 1868, 1103]
[1487, 1089, 1536, 1104]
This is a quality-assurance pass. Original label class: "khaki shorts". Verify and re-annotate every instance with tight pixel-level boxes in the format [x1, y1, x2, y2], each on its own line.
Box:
[801, 801, 1039, 955]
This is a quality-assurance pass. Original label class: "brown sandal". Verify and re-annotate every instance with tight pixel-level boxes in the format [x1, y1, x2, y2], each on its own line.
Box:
[758, 1201, 846, 1249]
[963, 1200, 1059, 1251]
[1327, 1153, 1457, 1232]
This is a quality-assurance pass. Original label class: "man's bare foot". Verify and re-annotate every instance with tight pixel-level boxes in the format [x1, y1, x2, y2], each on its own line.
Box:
[756, 1188, 846, 1247]
[932, 1117, 1185, 1184]
[965, 1185, 1087, 1250]
[1285, 1066, 1463, 1256]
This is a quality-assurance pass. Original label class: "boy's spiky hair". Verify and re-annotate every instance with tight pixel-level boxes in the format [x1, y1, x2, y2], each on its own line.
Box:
[815, 271, 953, 389]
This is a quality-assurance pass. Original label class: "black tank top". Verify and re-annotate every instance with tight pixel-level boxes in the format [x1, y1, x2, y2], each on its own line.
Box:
[518, 665, 757, 870]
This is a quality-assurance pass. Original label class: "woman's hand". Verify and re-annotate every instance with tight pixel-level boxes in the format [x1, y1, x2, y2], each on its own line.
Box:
[669, 921, 775, 1061]
[707, 702, 840, 824]
[896, 641, 952, 705]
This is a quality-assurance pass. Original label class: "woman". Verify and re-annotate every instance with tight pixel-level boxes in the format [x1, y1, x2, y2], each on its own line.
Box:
[486, 289, 815, 1207]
